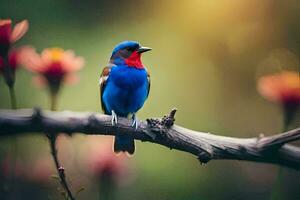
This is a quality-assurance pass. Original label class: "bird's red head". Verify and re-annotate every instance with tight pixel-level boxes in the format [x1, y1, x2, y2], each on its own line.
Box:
[110, 41, 151, 69]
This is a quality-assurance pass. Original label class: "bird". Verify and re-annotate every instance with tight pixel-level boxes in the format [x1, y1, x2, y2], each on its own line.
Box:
[99, 41, 151, 155]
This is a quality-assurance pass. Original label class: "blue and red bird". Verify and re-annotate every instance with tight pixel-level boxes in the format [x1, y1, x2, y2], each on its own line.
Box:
[99, 41, 151, 155]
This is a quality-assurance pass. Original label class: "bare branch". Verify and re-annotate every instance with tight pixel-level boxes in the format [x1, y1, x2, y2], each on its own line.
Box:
[256, 128, 300, 150]
[0, 108, 300, 169]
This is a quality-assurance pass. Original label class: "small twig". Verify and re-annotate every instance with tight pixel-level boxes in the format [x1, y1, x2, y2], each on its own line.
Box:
[162, 108, 177, 127]
[256, 128, 300, 150]
[48, 134, 75, 200]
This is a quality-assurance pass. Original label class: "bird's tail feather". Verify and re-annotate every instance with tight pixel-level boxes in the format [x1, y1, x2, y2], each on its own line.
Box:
[114, 135, 135, 155]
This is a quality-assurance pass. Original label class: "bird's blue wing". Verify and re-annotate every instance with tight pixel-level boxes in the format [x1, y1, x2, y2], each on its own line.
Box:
[99, 64, 114, 114]
[146, 68, 151, 98]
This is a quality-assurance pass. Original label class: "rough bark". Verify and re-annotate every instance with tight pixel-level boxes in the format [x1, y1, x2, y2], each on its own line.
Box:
[0, 108, 299, 169]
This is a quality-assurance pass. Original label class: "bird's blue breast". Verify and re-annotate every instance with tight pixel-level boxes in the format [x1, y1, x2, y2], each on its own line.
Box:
[102, 65, 148, 117]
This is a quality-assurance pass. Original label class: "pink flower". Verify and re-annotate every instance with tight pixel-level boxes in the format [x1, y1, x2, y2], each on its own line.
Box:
[257, 71, 300, 105]
[1, 154, 54, 184]
[1, 154, 22, 178]
[24, 158, 54, 183]
[0, 19, 29, 56]
[19, 47, 85, 94]
[80, 137, 131, 185]
[258, 70, 300, 128]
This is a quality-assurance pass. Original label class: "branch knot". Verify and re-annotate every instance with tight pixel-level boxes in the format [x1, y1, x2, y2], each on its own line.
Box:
[146, 108, 177, 128]
[32, 107, 42, 122]
[145, 108, 177, 140]
[197, 151, 212, 164]
[86, 114, 99, 130]
[162, 108, 177, 128]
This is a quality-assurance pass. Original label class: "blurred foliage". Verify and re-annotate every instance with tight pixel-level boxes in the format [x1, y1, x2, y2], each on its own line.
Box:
[0, 0, 300, 199]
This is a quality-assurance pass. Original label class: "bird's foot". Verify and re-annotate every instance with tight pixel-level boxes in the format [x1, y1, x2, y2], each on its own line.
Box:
[131, 113, 139, 130]
[111, 110, 118, 126]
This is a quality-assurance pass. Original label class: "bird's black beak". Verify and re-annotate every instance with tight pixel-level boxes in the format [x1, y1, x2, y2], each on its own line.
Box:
[137, 46, 152, 53]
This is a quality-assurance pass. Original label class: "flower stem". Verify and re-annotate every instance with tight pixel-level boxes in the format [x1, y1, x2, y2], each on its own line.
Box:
[270, 166, 284, 200]
[8, 86, 17, 109]
[270, 107, 291, 200]
[98, 176, 116, 200]
[3, 54, 17, 109]
[50, 93, 57, 111]
[2, 54, 18, 196]
[48, 93, 76, 200]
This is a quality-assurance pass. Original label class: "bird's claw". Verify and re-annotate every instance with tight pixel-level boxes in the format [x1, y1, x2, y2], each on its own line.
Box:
[131, 114, 139, 130]
[111, 110, 118, 126]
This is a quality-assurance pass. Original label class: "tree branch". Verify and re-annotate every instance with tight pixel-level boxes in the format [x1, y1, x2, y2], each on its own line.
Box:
[0, 108, 300, 170]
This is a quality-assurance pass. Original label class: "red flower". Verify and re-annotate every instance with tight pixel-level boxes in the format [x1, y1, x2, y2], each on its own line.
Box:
[19, 47, 85, 95]
[257, 71, 300, 105]
[1, 154, 53, 184]
[0, 19, 28, 88]
[0, 19, 28, 56]
[0, 49, 21, 72]
[0, 48, 24, 89]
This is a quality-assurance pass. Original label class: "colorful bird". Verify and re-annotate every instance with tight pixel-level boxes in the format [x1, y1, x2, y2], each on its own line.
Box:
[99, 41, 151, 155]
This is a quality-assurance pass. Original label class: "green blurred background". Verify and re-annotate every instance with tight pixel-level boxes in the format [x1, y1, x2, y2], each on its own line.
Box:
[0, 0, 300, 199]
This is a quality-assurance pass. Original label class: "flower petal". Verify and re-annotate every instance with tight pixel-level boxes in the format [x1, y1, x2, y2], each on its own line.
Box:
[258, 71, 300, 104]
[0, 50, 20, 71]
[0, 19, 12, 26]
[0, 19, 12, 45]
[10, 20, 29, 43]
[61, 50, 85, 72]
[32, 75, 47, 88]
[8, 49, 19, 70]
[64, 74, 79, 85]
[17, 46, 44, 72]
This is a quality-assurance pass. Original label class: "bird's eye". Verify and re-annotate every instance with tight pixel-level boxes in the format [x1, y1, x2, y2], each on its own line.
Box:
[126, 47, 135, 52]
